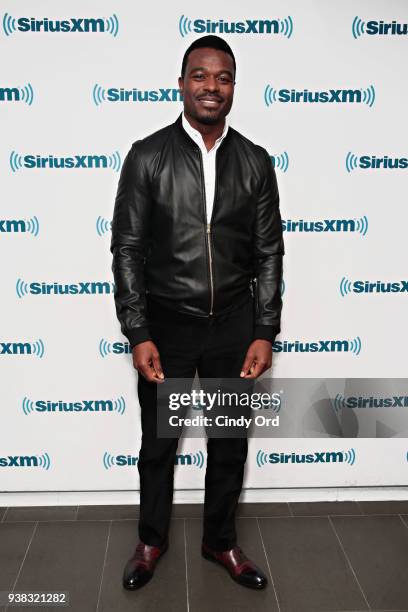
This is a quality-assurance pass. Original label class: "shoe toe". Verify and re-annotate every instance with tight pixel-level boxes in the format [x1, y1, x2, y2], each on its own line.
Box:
[123, 565, 152, 590]
[239, 568, 268, 589]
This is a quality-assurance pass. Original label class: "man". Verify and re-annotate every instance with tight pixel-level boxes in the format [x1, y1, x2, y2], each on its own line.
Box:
[110, 35, 284, 591]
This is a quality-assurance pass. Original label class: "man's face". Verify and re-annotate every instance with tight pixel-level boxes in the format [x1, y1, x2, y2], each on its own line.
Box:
[178, 47, 235, 125]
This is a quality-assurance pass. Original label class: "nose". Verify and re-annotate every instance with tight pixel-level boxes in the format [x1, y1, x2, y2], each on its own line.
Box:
[203, 75, 220, 92]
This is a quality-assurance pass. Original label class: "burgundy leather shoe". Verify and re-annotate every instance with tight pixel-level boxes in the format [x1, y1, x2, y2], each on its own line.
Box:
[122, 540, 168, 590]
[201, 542, 268, 589]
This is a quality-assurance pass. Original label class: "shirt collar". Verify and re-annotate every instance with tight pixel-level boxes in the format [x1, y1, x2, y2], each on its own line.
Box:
[182, 111, 229, 151]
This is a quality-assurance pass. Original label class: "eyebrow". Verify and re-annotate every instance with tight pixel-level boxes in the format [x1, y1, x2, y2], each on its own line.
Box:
[189, 66, 234, 78]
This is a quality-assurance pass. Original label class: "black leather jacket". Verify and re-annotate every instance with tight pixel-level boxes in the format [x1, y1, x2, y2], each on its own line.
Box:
[110, 111, 284, 348]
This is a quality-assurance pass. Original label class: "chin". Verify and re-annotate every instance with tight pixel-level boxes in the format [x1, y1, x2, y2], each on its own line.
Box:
[194, 110, 222, 125]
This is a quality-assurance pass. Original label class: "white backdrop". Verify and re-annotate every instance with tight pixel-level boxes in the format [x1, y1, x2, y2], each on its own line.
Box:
[1, 0, 407, 496]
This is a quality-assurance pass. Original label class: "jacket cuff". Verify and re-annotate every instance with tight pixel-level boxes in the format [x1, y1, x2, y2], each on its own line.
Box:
[253, 325, 279, 344]
[127, 326, 152, 349]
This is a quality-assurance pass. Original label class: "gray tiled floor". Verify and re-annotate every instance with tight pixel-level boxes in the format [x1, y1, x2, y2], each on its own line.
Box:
[1, 501, 408, 611]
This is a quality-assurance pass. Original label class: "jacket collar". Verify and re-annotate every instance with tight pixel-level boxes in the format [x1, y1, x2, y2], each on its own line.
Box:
[173, 111, 233, 152]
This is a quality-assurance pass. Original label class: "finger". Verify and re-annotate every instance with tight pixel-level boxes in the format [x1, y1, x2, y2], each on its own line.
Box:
[139, 363, 164, 383]
[243, 359, 265, 379]
[152, 352, 165, 380]
[240, 353, 256, 377]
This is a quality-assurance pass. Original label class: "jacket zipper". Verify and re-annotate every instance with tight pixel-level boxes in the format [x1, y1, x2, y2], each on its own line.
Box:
[197, 149, 215, 316]
[206, 223, 214, 315]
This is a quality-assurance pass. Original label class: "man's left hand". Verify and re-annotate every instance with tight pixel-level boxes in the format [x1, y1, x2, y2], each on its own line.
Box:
[240, 339, 272, 379]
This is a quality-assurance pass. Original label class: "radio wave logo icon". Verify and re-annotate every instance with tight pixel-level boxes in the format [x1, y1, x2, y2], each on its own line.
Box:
[179, 14, 192, 37]
[340, 276, 353, 297]
[22, 396, 35, 415]
[344, 448, 356, 465]
[333, 393, 347, 412]
[190, 450, 205, 468]
[2, 12, 16, 36]
[99, 338, 114, 358]
[264, 85, 278, 107]
[32, 339, 45, 358]
[346, 152, 359, 173]
[352, 16, 366, 39]
[20, 83, 34, 105]
[355, 215, 368, 235]
[38, 452, 51, 470]
[10, 150, 23, 172]
[108, 151, 121, 172]
[16, 277, 30, 298]
[256, 450, 269, 467]
[279, 16, 293, 38]
[105, 14, 119, 37]
[103, 451, 117, 470]
[361, 84, 375, 107]
[96, 216, 112, 236]
[270, 151, 289, 172]
[349, 336, 362, 356]
[114, 396, 126, 415]
[25, 215, 40, 236]
[93, 84, 107, 106]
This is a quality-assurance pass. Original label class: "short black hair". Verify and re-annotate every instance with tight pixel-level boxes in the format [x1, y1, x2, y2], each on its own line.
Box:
[180, 35, 236, 80]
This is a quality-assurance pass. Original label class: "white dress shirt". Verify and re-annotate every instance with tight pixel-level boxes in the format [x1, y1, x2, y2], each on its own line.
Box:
[182, 111, 229, 225]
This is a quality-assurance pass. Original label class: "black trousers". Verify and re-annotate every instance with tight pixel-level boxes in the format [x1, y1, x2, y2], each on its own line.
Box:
[136, 294, 254, 552]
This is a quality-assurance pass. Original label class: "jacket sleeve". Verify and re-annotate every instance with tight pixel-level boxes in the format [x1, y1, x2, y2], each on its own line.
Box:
[252, 147, 285, 345]
[110, 142, 153, 349]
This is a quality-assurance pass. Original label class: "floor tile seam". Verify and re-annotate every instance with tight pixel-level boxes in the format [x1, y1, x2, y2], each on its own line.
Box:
[327, 515, 371, 611]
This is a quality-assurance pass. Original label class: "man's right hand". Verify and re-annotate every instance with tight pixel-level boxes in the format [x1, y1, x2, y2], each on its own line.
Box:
[132, 341, 165, 383]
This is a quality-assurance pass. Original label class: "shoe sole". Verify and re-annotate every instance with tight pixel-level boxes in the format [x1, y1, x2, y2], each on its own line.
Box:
[123, 544, 169, 591]
[201, 549, 267, 590]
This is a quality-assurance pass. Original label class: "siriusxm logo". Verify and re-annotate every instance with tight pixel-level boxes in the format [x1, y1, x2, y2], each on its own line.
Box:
[273, 337, 362, 356]
[93, 84, 182, 106]
[0, 452, 51, 469]
[346, 152, 408, 172]
[256, 448, 356, 466]
[10, 151, 121, 172]
[340, 277, 408, 296]
[99, 339, 132, 357]
[1, 339, 44, 357]
[283, 216, 368, 236]
[264, 84, 375, 107]
[0, 216, 39, 236]
[2, 13, 119, 36]
[0, 83, 33, 104]
[270, 152, 289, 172]
[22, 396, 126, 415]
[16, 278, 115, 298]
[179, 15, 293, 38]
[334, 393, 408, 410]
[103, 450, 205, 469]
[352, 16, 408, 38]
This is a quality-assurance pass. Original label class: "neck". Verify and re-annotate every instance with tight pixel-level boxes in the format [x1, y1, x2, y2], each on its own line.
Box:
[183, 110, 226, 151]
